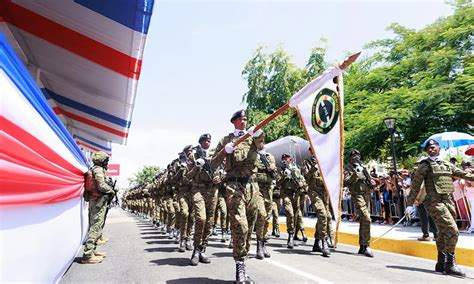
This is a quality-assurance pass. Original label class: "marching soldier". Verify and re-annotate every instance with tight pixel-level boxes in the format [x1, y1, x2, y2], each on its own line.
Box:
[278, 153, 307, 249]
[344, 149, 376, 257]
[188, 133, 219, 266]
[406, 139, 474, 277]
[271, 187, 281, 237]
[212, 109, 261, 284]
[214, 162, 229, 243]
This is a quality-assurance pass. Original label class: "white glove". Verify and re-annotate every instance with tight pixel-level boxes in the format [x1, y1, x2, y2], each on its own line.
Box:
[180, 162, 187, 168]
[196, 158, 205, 166]
[405, 206, 415, 219]
[284, 169, 291, 176]
[247, 126, 263, 137]
[224, 142, 235, 154]
[355, 165, 365, 179]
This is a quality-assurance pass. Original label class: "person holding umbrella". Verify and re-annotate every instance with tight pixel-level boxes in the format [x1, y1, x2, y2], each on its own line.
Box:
[406, 139, 474, 277]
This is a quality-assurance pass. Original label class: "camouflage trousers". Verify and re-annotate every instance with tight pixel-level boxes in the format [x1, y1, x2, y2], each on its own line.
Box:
[353, 192, 371, 246]
[214, 194, 229, 230]
[271, 197, 281, 230]
[425, 196, 458, 253]
[173, 197, 180, 231]
[165, 196, 176, 229]
[282, 194, 303, 234]
[192, 187, 218, 249]
[83, 196, 108, 258]
[178, 193, 193, 240]
[310, 194, 334, 240]
[227, 181, 260, 261]
[256, 185, 273, 240]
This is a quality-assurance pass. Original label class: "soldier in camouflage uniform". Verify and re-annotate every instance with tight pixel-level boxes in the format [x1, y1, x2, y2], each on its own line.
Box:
[214, 162, 229, 243]
[212, 110, 260, 284]
[164, 166, 177, 238]
[81, 151, 114, 264]
[271, 187, 281, 237]
[254, 133, 276, 259]
[406, 139, 474, 277]
[344, 149, 375, 257]
[187, 134, 219, 266]
[175, 145, 195, 252]
[278, 153, 307, 249]
[303, 151, 332, 257]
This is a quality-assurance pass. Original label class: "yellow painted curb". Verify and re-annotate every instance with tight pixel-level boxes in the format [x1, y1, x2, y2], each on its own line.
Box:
[273, 224, 474, 267]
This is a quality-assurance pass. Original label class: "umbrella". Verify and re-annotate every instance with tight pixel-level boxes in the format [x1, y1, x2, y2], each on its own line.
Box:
[421, 131, 474, 149]
[466, 144, 474, 156]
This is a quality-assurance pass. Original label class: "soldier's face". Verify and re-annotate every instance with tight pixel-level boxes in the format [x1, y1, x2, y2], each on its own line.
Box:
[426, 144, 440, 157]
[200, 139, 211, 150]
[233, 117, 247, 130]
[256, 138, 264, 150]
[185, 148, 193, 157]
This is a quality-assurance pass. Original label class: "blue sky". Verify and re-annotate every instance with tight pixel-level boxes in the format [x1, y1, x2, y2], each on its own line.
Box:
[112, 0, 453, 187]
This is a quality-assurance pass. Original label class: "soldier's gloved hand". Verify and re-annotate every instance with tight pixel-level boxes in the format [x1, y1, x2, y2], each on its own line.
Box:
[284, 169, 291, 176]
[247, 126, 263, 137]
[180, 162, 187, 168]
[224, 142, 235, 154]
[196, 158, 205, 166]
[404, 206, 416, 220]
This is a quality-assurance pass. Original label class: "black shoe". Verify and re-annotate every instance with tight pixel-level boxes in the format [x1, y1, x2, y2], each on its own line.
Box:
[445, 252, 465, 277]
[321, 239, 331, 257]
[271, 228, 276, 236]
[263, 240, 271, 258]
[312, 239, 322, 252]
[364, 246, 374, 258]
[256, 240, 264, 260]
[190, 248, 200, 266]
[199, 248, 211, 264]
[275, 227, 280, 238]
[287, 233, 295, 249]
[435, 251, 445, 273]
[178, 240, 185, 253]
[301, 229, 308, 243]
[235, 260, 255, 284]
[293, 233, 302, 241]
[358, 245, 364, 254]
[185, 240, 193, 251]
[221, 230, 227, 243]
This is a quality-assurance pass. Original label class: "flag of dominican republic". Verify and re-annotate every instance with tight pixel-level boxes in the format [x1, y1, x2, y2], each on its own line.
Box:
[0, 33, 89, 282]
[289, 66, 345, 244]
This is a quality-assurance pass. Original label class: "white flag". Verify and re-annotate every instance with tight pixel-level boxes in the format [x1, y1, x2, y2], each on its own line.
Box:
[290, 66, 344, 244]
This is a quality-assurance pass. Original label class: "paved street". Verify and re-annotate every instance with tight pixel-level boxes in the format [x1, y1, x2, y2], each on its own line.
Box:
[62, 208, 474, 283]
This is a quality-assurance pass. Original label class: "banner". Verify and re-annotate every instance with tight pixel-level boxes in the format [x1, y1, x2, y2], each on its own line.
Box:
[290, 66, 344, 243]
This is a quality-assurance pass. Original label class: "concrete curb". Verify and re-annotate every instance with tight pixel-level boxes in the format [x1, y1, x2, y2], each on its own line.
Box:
[275, 224, 474, 267]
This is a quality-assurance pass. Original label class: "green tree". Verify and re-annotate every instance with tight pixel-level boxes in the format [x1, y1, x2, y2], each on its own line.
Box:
[128, 165, 161, 187]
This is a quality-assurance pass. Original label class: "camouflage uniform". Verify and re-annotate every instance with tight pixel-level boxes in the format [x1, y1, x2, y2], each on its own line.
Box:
[214, 167, 229, 241]
[408, 156, 474, 276]
[271, 188, 281, 236]
[82, 152, 114, 262]
[174, 163, 194, 251]
[303, 157, 332, 256]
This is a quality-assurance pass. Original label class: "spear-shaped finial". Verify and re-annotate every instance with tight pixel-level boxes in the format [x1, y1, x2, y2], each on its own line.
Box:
[338, 51, 361, 70]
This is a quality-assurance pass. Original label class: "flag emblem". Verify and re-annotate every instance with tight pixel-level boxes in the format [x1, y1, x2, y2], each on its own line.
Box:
[311, 88, 340, 134]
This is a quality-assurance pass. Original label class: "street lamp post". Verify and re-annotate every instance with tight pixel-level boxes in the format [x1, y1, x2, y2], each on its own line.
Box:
[384, 117, 404, 221]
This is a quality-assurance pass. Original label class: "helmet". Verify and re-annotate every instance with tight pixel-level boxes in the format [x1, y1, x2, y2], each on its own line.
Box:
[92, 151, 109, 165]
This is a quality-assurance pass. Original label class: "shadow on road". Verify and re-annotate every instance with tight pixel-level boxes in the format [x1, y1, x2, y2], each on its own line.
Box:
[145, 247, 177, 253]
[150, 257, 190, 267]
[166, 277, 233, 283]
[146, 240, 177, 245]
[212, 252, 233, 258]
[386, 265, 440, 275]
[273, 248, 311, 255]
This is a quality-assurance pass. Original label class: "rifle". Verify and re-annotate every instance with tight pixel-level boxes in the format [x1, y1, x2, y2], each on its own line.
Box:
[282, 161, 305, 191]
[194, 146, 214, 179]
[258, 152, 277, 179]
[347, 162, 374, 189]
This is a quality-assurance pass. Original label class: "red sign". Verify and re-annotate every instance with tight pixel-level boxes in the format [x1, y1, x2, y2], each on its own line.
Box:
[107, 164, 120, 176]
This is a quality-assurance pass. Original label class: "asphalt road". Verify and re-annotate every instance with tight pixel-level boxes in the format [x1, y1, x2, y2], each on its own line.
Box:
[61, 208, 474, 283]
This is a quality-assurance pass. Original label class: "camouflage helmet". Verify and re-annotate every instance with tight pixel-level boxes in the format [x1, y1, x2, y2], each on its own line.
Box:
[92, 151, 109, 165]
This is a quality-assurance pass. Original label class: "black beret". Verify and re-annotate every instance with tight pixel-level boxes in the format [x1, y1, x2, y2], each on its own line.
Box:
[281, 153, 291, 160]
[199, 133, 211, 143]
[182, 145, 193, 152]
[424, 139, 439, 150]
[230, 109, 246, 123]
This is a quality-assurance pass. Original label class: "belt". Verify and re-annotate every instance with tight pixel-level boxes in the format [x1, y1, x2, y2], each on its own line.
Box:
[225, 176, 255, 184]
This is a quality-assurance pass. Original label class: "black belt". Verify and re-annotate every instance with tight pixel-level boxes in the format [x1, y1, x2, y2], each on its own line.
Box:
[225, 177, 255, 184]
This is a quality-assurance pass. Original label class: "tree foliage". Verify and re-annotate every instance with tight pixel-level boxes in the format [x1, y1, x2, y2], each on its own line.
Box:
[242, 5, 473, 162]
[128, 165, 161, 188]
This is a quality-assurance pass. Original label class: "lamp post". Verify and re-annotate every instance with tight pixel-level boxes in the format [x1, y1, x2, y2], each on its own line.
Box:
[384, 117, 404, 221]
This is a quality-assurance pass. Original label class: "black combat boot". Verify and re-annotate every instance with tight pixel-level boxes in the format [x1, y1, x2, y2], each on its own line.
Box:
[263, 240, 271, 258]
[275, 227, 280, 238]
[221, 229, 227, 243]
[212, 226, 217, 236]
[256, 240, 264, 260]
[358, 245, 364, 254]
[185, 239, 193, 251]
[293, 231, 302, 241]
[321, 239, 331, 257]
[312, 239, 322, 252]
[228, 236, 233, 249]
[235, 260, 255, 284]
[178, 239, 186, 253]
[271, 228, 276, 236]
[435, 251, 445, 273]
[199, 247, 211, 264]
[287, 233, 295, 249]
[190, 248, 200, 266]
[445, 252, 465, 277]
[364, 245, 374, 258]
[301, 229, 308, 243]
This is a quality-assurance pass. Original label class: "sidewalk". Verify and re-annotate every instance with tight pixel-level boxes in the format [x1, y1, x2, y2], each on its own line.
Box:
[277, 216, 474, 267]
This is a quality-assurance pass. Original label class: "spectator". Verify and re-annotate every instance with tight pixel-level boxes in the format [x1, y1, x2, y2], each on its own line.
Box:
[461, 162, 473, 233]
[379, 176, 392, 225]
